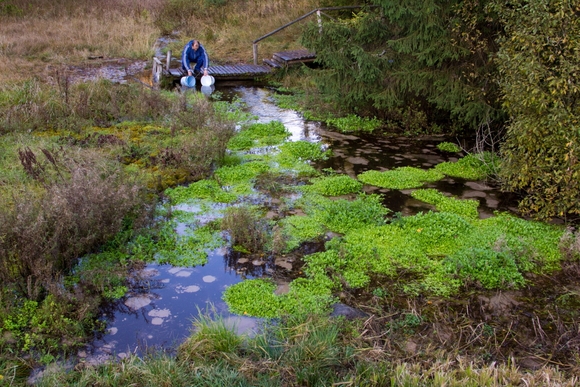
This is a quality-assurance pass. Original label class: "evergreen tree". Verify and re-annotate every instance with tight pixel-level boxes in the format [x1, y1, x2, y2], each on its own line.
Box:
[301, 0, 503, 132]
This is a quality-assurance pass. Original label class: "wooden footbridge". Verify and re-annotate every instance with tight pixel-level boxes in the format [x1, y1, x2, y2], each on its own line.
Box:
[152, 49, 315, 83]
[151, 5, 377, 84]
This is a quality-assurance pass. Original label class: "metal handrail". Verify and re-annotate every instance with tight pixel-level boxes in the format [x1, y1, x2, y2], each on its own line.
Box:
[252, 5, 379, 65]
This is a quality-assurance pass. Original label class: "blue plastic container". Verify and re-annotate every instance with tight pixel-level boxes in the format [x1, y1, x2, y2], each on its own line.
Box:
[180, 76, 196, 87]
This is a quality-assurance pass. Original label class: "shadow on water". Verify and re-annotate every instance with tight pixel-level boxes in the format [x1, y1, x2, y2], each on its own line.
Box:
[81, 75, 521, 364]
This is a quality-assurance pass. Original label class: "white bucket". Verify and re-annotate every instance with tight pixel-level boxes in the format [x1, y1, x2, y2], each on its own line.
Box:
[200, 75, 215, 87]
[180, 76, 196, 87]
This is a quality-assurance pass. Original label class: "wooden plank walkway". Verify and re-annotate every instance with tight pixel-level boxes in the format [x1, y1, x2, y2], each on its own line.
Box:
[168, 64, 273, 81]
[154, 50, 316, 83]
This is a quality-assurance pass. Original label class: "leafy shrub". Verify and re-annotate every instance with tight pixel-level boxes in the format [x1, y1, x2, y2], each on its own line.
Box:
[357, 167, 444, 189]
[411, 188, 479, 219]
[437, 142, 461, 153]
[0, 149, 151, 298]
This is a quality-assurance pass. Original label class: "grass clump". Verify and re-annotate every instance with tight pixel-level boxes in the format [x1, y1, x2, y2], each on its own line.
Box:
[299, 173, 363, 196]
[221, 206, 271, 253]
[434, 152, 498, 180]
[358, 167, 444, 189]
[411, 188, 480, 219]
[437, 141, 461, 153]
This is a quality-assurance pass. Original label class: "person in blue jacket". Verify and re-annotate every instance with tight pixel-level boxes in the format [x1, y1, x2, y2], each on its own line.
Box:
[181, 39, 209, 77]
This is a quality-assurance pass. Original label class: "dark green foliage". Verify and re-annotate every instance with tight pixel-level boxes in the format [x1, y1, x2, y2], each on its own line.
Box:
[494, 0, 580, 220]
[301, 0, 503, 130]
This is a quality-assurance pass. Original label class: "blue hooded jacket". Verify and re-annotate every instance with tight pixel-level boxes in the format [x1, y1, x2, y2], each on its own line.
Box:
[181, 40, 209, 73]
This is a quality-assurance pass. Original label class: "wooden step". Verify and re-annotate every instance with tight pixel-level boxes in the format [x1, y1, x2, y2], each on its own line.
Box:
[272, 50, 316, 66]
[263, 58, 283, 68]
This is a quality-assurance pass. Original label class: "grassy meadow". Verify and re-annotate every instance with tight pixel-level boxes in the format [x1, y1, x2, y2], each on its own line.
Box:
[1, 0, 579, 386]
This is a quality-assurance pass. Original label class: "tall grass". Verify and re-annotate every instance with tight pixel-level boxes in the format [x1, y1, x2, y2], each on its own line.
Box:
[28, 312, 580, 387]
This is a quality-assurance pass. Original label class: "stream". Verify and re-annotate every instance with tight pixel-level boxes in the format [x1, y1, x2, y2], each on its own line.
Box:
[79, 83, 518, 365]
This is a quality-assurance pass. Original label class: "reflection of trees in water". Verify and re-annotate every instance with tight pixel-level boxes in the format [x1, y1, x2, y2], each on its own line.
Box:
[223, 241, 324, 281]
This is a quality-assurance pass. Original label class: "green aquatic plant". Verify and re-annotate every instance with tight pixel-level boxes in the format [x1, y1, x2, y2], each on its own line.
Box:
[325, 114, 382, 133]
[437, 142, 461, 153]
[278, 140, 331, 163]
[277, 215, 326, 252]
[165, 179, 237, 204]
[223, 279, 281, 318]
[301, 193, 390, 234]
[227, 121, 290, 150]
[214, 160, 270, 185]
[411, 188, 479, 219]
[357, 167, 444, 189]
[154, 221, 225, 267]
[300, 174, 363, 196]
[434, 153, 498, 180]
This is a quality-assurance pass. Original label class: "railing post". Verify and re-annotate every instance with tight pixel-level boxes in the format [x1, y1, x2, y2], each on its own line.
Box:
[317, 10, 322, 34]
[253, 43, 258, 65]
[166, 50, 171, 72]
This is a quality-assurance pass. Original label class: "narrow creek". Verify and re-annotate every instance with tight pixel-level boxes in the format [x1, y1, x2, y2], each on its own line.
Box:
[81, 83, 519, 364]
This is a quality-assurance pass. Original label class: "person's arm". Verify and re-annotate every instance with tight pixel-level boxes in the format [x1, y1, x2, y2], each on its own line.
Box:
[181, 44, 192, 75]
[200, 44, 209, 76]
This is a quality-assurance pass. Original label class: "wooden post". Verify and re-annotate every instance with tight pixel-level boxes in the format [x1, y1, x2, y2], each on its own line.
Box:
[165, 50, 171, 72]
[317, 10, 322, 34]
[253, 43, 258, 66]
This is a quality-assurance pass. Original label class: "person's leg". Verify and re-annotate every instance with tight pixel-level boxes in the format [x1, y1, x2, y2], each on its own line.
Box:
[193, 60, 203, 76]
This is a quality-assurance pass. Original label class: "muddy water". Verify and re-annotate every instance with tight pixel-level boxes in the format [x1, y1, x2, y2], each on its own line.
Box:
[83, 83, 519, 363]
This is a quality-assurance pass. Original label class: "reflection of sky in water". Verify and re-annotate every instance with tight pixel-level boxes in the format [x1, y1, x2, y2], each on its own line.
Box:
[234, 87, 321, 143]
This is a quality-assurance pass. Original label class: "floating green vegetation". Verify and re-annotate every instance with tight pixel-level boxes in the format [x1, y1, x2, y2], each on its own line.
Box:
[299, 174, 363, 196]
[153, 220, 225, 267]
[272, 92, 303, 111]
[214, 160, 271, 185]
[165, 179, 237, 204]
[300, 193, 390, 235]
[437, 142, 461, 153]
[277, 140, 331, 163]
[227, 121, 290, 150]
[411, 188, 479, 219]
[277, 215, 326, 252]
[223, 276, 336, 318]
[434, 153, 498, 180]
[357, 167, 444, 189]
[225, 210, 566, 317]
[326, 114, 382, 133]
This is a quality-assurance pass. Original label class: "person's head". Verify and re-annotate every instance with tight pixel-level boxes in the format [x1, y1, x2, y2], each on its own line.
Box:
[192, 40, 199, 51]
